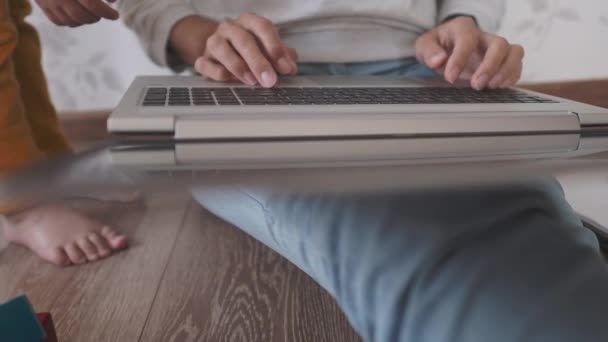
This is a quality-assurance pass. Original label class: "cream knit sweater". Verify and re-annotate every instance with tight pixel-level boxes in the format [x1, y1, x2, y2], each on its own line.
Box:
[118, 0, 504, 69]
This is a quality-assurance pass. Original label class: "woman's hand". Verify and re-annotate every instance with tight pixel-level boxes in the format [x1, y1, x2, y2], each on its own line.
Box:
[415, 16, 524, 90]
[194, 12, 298, 88]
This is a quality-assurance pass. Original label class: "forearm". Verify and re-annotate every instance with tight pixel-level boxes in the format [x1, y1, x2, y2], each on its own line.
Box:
[168, 16, 218, 67]
[117, 0, 197, 69]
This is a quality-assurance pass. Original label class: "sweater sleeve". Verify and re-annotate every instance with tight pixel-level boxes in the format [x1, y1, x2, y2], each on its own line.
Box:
[437, 0, 505, 32]
[117, 0, 197, 71]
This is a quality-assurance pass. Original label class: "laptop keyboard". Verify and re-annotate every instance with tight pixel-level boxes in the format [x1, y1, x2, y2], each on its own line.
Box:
[141, 87, 559, 106]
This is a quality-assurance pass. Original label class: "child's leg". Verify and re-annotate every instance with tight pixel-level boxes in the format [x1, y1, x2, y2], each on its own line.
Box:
[8, 0, 137, 204]
[0, 0, 128, 266]
[9, 0, 70, 157]
[0, 0, 42, 175]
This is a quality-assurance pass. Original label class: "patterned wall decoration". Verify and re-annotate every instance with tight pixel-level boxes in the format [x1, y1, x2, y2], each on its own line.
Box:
[27, 0, 608, 111]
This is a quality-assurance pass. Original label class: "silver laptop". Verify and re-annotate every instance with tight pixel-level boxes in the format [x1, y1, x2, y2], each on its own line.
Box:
[108, 75, 608, 140]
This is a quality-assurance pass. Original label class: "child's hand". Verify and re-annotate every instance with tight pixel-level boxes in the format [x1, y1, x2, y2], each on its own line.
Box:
[35, 0, 119, 27]
[194, 12, 298, 88]
[415, 16, 524, 90]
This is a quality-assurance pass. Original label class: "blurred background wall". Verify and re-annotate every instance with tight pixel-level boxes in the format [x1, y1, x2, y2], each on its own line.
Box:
[28, 0, 608, 111]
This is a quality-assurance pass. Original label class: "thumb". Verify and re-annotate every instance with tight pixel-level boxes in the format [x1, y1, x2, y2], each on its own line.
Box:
[415, 32, 448, 70]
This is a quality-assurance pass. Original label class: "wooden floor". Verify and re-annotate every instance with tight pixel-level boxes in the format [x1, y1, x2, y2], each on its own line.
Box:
[0, 124, 361, 340]
[1, 194, 363, 342]
[1, 80, 606, 342]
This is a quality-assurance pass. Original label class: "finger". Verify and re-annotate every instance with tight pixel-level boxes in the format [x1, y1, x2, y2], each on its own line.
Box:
[287, 47, 299, 63]
[471, 34, 510, 90]
[286, 47, 298, 75]
[280, 47, 297, 75]
[218, 20, 277, 87]
[63, 1, 100, 25]
[78, 0, 119, 20]
[415, 31, 448, 70]
[500, 73, 521, 88]
[237, 13, 295, 75]
[207, 36, 257, 85]
[39, 6, 63, 25]
[195, 56, 237, 82]
[54, 7, 80, 27]
[488, 44, 524, 89]
[500, 62, 523, 88]
[445, 34, 479, 83]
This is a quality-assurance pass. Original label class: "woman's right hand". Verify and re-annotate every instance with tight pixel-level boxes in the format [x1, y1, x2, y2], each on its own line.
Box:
[194, 12, 298, 88]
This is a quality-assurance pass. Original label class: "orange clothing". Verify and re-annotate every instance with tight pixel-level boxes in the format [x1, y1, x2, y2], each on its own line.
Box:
[0, 0, 71, 213]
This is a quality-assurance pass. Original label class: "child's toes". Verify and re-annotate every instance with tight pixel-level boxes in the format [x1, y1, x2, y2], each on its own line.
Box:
[88, 233, 111, 257]
[101, 226, 129, 250]
[65, 243, 87, 264]
[78, 238, 99, 262]
[110, 234, 129, 250]
[46, 247, 71, 266]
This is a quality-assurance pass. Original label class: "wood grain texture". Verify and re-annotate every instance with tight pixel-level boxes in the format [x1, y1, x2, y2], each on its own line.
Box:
[49, 195, 189, 342]
[282, 268, 362, 342]
[0, 199, 132, 312]
[0, 241, 37, 303]
[0, 194, 191, 341]
[139, 202, 361, 342]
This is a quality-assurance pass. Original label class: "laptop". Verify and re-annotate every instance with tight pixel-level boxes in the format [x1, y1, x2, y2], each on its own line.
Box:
[108, 75, 608, 140]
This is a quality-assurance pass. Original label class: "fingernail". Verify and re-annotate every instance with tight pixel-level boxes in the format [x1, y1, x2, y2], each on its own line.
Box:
[474, 73, 489, 90]
[489, 74, 504, 88]
[429, 52, 446, 67]
[277, 58, 292, 74]
[446, 70, 458, 83]
[243, 72, 256, 86]
[260, 71, 277, 88]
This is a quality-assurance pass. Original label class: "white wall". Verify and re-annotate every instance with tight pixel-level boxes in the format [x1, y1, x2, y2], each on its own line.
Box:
[501, 0, 608, 82]
[28, 0, 608, 111]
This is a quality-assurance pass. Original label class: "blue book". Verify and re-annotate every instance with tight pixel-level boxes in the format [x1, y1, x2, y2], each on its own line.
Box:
[0, 295, 46, 342]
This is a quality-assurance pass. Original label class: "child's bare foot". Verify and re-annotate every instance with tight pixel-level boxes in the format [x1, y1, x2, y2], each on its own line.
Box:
[3, 203, 128, 266]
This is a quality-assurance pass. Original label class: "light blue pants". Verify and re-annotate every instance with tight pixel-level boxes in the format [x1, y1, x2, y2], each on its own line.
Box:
[192, 58, 608, 342]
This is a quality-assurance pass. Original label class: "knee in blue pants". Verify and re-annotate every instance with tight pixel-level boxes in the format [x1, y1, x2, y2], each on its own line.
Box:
[193, 178, 607, 342]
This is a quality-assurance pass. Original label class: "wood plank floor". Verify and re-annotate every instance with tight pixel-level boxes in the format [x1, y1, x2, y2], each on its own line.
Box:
[0, 194, 361, 342]
[0, 121, 361, 341]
